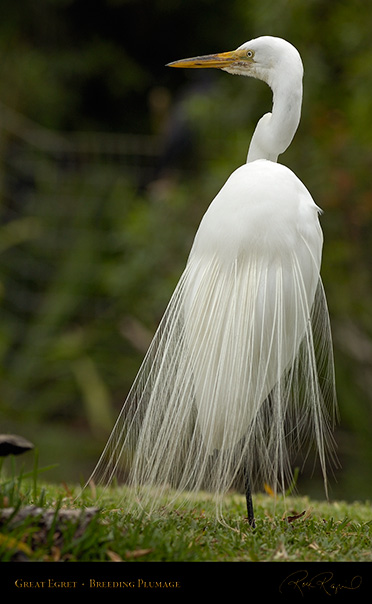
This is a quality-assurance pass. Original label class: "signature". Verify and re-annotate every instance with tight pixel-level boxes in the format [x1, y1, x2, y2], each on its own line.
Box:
[279, 569, 362, 597]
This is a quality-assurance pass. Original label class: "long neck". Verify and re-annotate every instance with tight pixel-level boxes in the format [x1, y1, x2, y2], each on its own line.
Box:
[247, 76, 302, 163]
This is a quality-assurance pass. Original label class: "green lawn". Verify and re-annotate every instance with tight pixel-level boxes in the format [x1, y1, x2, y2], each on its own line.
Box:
[1, 466, 371, 563]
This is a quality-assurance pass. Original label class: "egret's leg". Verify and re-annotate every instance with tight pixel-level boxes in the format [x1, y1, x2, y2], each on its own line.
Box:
[244, 470, 256, 528]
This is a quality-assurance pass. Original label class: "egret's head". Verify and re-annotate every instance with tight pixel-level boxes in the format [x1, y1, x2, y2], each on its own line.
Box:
[167, 36, 303, 88]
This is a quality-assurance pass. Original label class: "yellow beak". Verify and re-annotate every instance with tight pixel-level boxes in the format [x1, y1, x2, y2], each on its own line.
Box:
[167, 49, 247, 69]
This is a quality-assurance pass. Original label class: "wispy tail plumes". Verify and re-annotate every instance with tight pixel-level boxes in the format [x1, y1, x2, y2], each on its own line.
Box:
[86, 248, 338, 516]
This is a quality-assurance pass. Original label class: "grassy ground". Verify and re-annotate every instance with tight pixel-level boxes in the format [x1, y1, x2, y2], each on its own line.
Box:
[1, 458, 372, 563]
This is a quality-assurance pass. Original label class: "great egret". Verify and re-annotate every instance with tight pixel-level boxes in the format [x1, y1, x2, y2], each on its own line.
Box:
[87, 36, 338, 527]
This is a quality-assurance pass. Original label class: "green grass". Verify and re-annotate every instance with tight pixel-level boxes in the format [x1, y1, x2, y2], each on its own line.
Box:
[1, 457, 372, 562]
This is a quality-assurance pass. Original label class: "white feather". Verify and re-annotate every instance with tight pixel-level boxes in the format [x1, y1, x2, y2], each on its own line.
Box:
[88, 161, 337, 513]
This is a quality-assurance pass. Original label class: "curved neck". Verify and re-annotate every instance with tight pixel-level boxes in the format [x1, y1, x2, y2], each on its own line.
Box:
[247, 76, 302, 163]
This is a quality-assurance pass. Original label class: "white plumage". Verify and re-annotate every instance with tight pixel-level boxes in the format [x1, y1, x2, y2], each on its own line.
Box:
[185, 160, 323, 451]
[87, 36, 338, 524]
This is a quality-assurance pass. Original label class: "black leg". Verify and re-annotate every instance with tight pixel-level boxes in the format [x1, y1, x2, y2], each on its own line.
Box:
[244, 469, 256, 528]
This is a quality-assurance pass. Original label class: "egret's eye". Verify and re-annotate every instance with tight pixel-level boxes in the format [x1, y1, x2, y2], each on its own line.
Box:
[246, 50, 254, 58]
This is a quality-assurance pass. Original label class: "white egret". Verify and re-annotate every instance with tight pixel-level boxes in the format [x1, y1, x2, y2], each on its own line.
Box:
[87, 36, 338, 527]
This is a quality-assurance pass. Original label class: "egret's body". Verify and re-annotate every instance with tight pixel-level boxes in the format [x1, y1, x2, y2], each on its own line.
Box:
[88, 37, 338, 525]
[185, 160, 322, 453]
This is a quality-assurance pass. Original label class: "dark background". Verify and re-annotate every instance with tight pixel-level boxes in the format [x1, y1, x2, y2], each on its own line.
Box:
[1, 0, 372, 502]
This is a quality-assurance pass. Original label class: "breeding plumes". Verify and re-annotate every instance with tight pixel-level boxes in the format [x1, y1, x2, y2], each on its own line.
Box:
[87, 36, 338, 527]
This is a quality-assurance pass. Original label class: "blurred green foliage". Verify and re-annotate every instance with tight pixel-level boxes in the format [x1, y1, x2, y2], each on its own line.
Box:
[0, 0, 372, 500]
